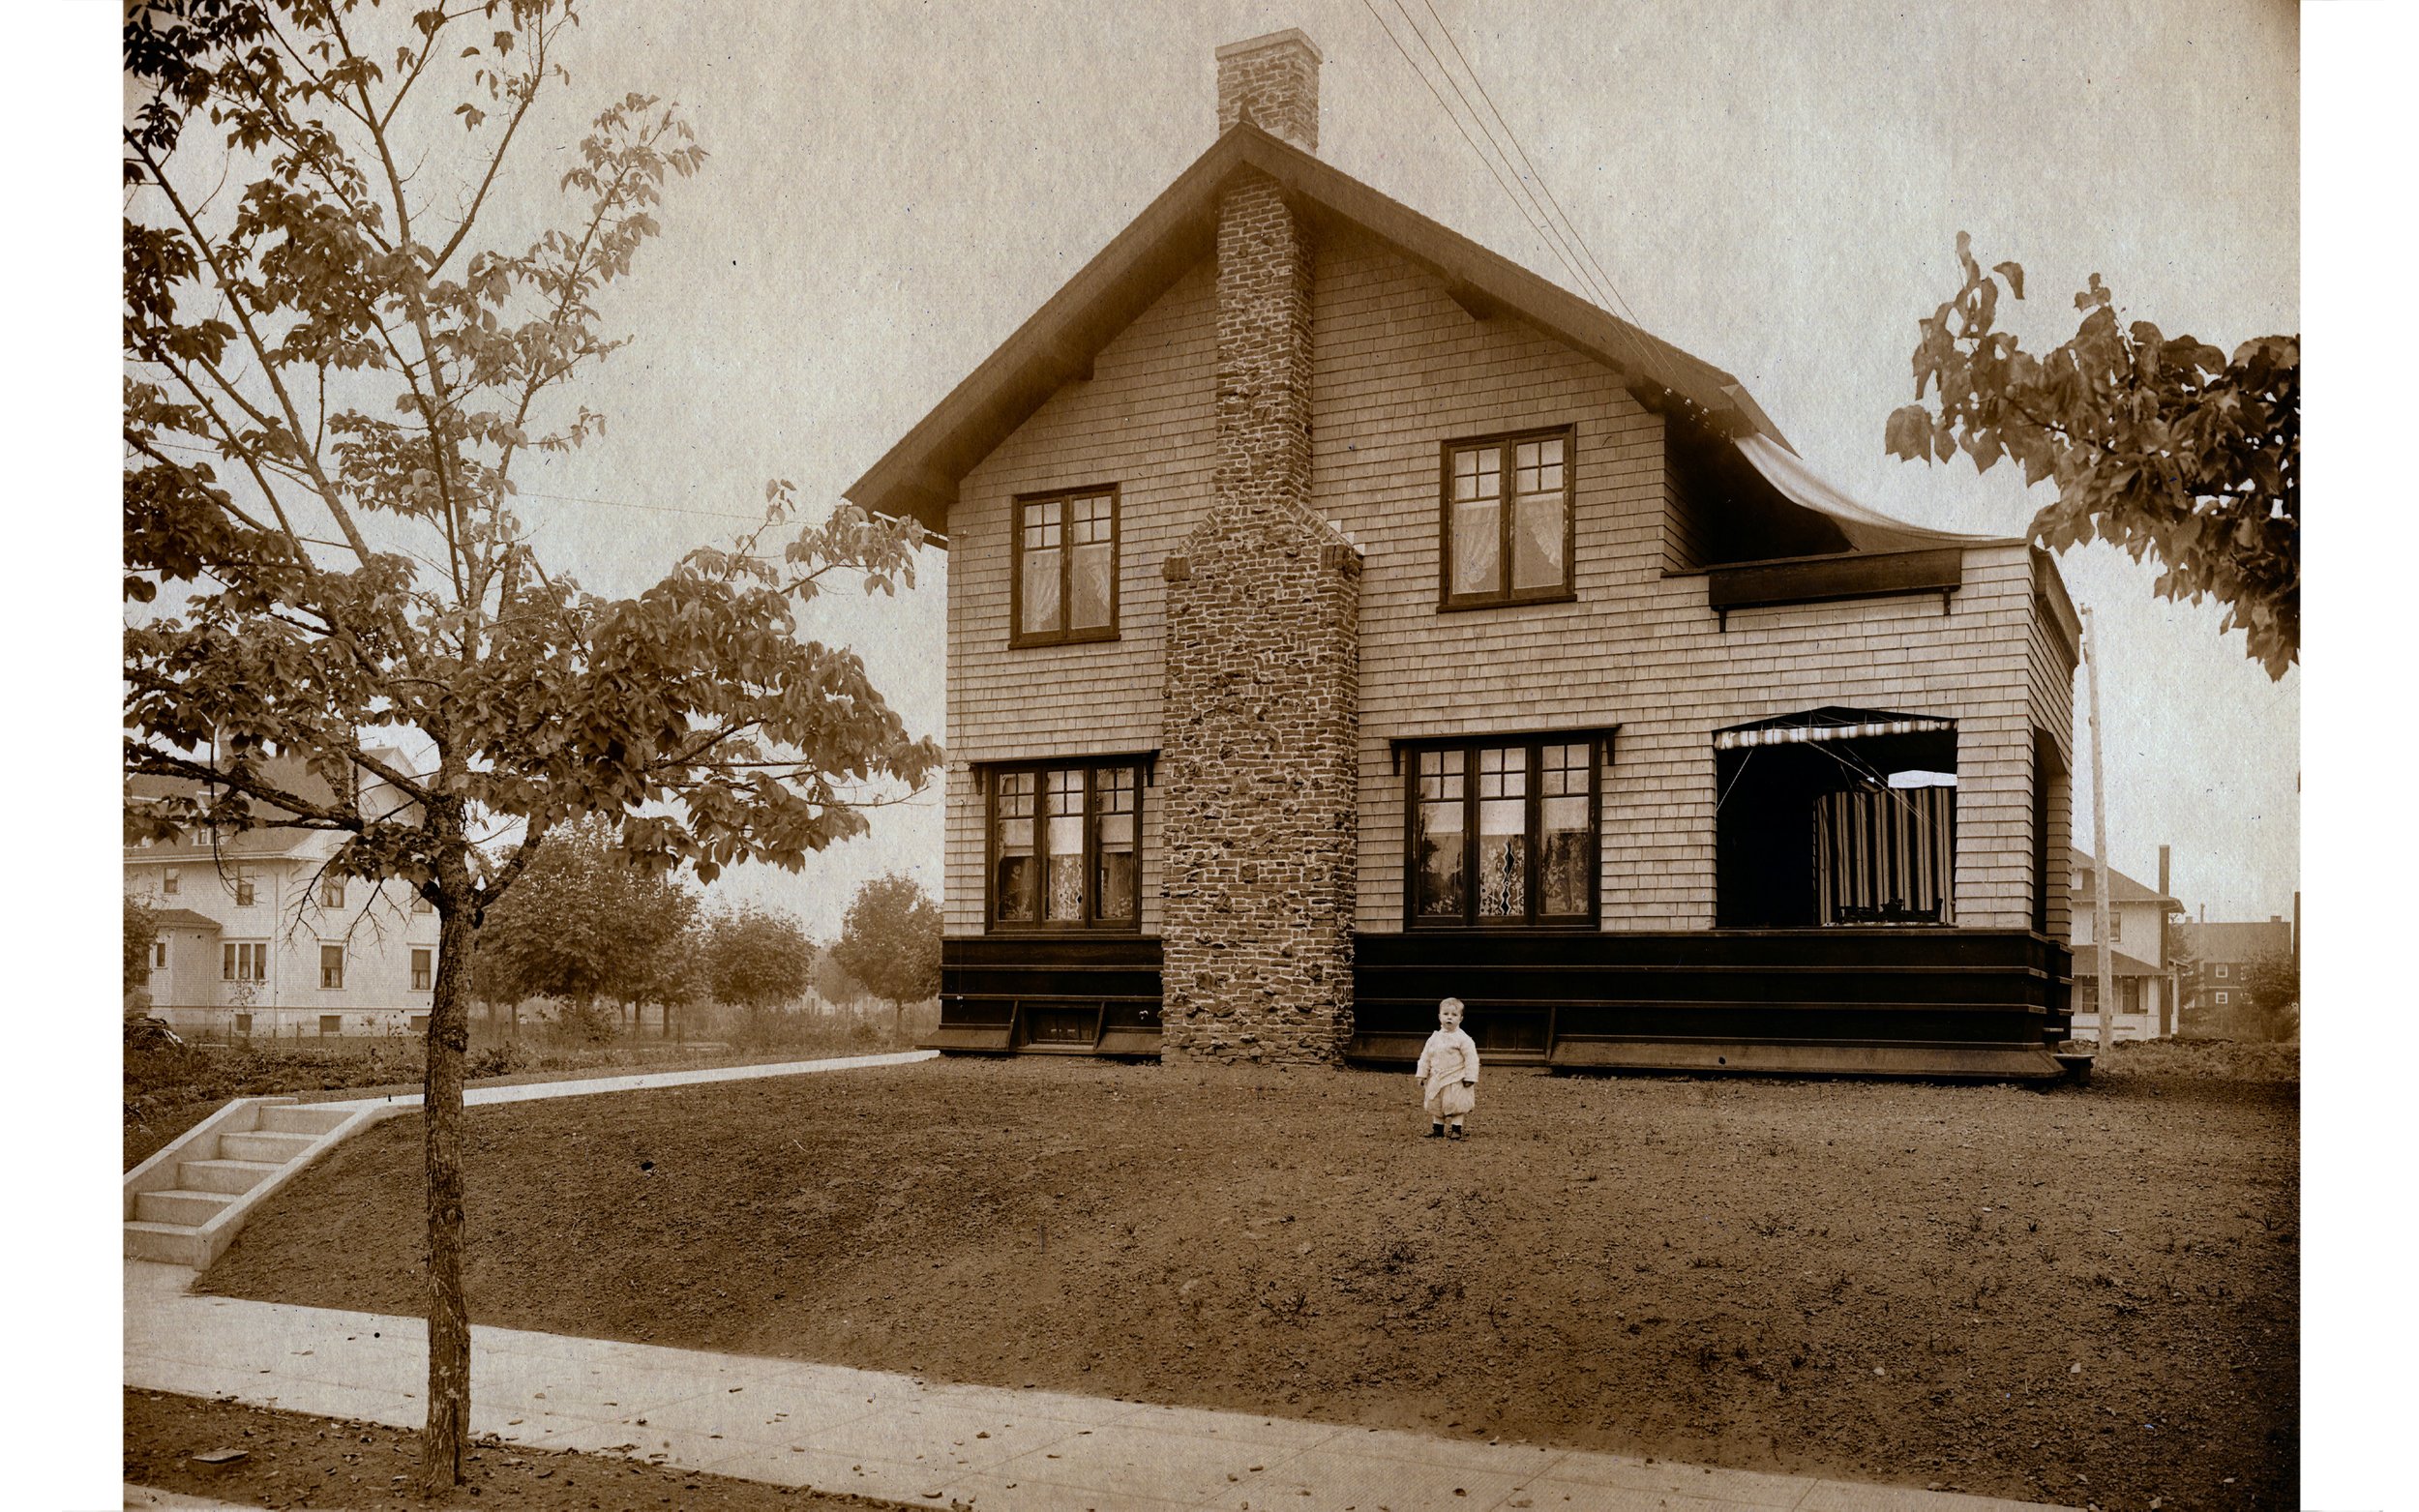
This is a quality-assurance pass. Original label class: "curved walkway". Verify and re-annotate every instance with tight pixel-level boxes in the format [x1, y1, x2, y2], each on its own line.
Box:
[316, 1048, 941, 1112]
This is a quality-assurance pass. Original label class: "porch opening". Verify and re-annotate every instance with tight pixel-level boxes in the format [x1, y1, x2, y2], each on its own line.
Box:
[1714, 707, 1956, 929]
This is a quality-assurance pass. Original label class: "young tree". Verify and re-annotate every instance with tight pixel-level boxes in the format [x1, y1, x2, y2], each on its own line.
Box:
[832, 874, 941, 1032]
[474, 815, 698, 1020]
[809, 945, 866, 1014]
[125, 892, 161, 1004]
[703, 904, 816, 1012]
[2239, 946, 2300, 1043]
[1887, 233, 2298, 678]
[123, 4, 939, 1491]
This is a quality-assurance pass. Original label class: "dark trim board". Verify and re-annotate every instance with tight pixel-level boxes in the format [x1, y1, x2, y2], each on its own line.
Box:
[935, 934, 1164, 1055]
[936, 929, 2073, 1078]
[1353, 929, 2074, 1080]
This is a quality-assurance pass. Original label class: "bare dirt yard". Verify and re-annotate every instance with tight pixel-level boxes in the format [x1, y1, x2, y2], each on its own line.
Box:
[124, 1388, 891, 1510]
[200, 1042, 2297, 1510]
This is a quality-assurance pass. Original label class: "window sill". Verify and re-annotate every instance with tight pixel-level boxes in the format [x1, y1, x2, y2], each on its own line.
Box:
[984, 922, 1146, 935]
[1406, 919, 1599, 932]
[1436, 591, 1577, 614]
[1008, 629, 1121, 650]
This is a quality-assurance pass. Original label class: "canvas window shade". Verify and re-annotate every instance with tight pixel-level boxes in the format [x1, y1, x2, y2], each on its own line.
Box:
[1812, 786, 1955, 925]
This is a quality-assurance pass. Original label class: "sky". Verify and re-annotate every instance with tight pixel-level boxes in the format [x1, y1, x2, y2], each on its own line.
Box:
[416, 0, 2301, 933]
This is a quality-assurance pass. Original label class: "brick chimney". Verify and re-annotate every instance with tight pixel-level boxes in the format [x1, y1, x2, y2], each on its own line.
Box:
[1160, 29, 1359, 1065]
[1215, 29, 1322, 151]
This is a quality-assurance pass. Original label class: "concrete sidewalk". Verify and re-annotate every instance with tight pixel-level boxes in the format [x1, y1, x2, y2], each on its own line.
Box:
[315, 1048, 940, 1112]
[127, 1261, 2073, 1512]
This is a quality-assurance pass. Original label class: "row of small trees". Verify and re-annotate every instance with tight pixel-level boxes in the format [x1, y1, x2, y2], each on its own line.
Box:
[470, 817, 938, 1033]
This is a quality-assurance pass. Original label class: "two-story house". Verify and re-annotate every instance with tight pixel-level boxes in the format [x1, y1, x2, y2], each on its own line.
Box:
[2066, 848, 2180, 1042]
[2175, 915, 2294, 1032]
[125, 750, 440, 1039]
[851, 31, 2080, 1078]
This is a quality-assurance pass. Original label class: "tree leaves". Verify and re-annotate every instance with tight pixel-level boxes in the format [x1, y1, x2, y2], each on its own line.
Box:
[1888, 234, 2298, 678]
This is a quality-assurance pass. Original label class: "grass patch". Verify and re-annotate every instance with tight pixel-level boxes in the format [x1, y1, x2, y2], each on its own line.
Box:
[201, 1054, 2297, 1508]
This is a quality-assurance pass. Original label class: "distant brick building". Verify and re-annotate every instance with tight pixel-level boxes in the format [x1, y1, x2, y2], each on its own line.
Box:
[2175, 916, 2295, 1032]
[851, 30, 2080, 1078]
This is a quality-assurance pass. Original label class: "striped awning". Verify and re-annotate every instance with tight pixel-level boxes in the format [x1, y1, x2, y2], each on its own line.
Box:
[1716, 716, 1954, 751]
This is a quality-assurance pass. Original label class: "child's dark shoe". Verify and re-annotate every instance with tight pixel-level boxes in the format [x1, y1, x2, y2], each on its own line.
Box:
[1448, 1125, 1465, 1141]
[1425, 1123, 1445, 1138]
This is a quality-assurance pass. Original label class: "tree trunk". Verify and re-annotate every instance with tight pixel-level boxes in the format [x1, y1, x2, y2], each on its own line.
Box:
[419, 840, 475, 1496]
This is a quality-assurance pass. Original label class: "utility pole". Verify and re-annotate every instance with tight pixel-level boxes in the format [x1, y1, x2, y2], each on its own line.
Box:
[2082, 606, 2114, 1058]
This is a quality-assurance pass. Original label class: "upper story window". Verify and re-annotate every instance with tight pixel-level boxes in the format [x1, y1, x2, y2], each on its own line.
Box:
[319, 876, 346, 909]
[2215, 964, 2229, 979]
[233, 871, 256, 907]
[412, 894, 433, 915]
[2109, 911, 2123, 943]
[1012, 487, 1119, 646]
[1408, 736, 1600, 927]
[988, 759, 1142, 930]
[161, 867, 180, 896]
[1442, 428, 1574, 608]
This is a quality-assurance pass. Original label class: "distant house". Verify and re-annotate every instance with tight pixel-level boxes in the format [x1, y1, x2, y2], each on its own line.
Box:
[852, 29, 2082, 1079]
[124, 750, 439, 1039]
[2175, 916, 2294, 1032]
[2067, 848, 2180, 1041]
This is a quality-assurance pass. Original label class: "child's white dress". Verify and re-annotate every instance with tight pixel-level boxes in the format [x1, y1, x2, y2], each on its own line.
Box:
[1416, 1026, 1481, 1118]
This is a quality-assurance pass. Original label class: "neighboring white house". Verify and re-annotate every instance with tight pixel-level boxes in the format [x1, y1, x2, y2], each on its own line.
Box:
[2066, 847, 2179, 1043]
[125, 750, 440, 1039]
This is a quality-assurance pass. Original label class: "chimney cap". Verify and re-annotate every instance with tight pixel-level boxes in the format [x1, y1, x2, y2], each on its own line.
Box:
[1215, 27, 1324, 63]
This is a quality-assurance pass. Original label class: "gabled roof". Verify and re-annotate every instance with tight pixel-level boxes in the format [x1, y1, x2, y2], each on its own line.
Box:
[2079, 947, 2161, 979]
[2069, 848, 2180, 909]
[846, 122, 1995, 557]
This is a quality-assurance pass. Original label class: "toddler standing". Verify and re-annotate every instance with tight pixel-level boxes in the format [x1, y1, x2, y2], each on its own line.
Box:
[1415, 996, 1480, 1140]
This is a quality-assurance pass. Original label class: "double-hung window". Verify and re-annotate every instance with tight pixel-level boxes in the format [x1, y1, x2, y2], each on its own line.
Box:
[1013, 487, 1119, 645]
[988, 760, 1142, 929]
[411, 948, 433, 992]
[1407, 736, 1601, 926]
[1442, 428, 1574, 608]
[319, 944, 345, 990]
[223, 941, 267, 983]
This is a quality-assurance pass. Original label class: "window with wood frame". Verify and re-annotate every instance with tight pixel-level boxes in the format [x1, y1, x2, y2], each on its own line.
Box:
[1407, 736, 1600, 927]
[319, 943, 345, 990]
[411, 948, 433, 992]
[987, 759, 1143, 929]
[1012, 487, 1120, 645]
[1441, 428, 1574, 608]
[223, 941, 267, 983]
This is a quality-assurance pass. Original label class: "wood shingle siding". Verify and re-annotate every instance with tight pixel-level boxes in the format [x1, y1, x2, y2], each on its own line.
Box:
[944, 260, 1218, 934]
[1302, 230, 2041, 934]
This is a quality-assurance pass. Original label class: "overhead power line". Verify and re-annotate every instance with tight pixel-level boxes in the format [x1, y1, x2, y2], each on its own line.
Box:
[1359, 0, 1666, 386]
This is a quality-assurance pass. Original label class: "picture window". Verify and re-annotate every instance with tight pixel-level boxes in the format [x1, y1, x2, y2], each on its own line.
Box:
[223, 942, 267, 982]
[1407, 736, 1599, 927]
[988, 759, 1144, 929]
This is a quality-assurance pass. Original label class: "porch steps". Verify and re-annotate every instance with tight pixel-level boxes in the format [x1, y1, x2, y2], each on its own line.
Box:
[123, 1096, 399, 1268]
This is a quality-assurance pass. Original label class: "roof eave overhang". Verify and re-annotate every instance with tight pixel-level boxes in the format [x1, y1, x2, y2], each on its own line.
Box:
[842, 125, 1777, 539]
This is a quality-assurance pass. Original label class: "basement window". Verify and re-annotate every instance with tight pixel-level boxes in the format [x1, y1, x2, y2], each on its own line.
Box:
[1714, 708, 1956, 929]
[1011, 487, 1120, 646]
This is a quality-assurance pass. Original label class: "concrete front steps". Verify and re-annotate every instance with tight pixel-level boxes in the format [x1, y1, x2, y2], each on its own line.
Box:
[124, 1096, 401, 1268]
